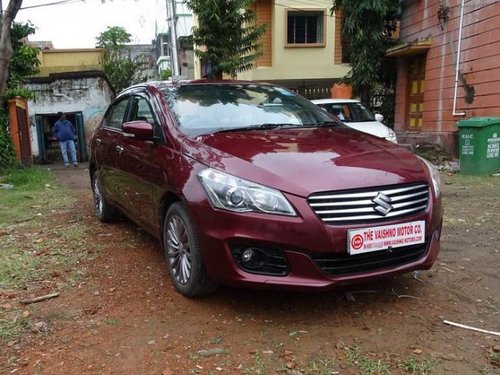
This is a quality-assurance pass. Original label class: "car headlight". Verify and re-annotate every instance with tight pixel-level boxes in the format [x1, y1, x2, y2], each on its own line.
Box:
[417, 156, 441, 198]
[197, 168, 297, 216]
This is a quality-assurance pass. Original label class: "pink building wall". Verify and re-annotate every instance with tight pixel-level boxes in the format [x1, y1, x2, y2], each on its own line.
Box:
[394, 0, 500, 157]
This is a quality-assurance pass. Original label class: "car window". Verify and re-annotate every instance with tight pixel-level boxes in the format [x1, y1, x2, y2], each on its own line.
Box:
[318, 102, 376, 123]
[129, 95, 165, 142]
[162, 84, 336, 136]
[345, 103, 375, 122]
[130, 96, 156, 124]
[104, 97, 129, 130]
[324, 104, 347, 121]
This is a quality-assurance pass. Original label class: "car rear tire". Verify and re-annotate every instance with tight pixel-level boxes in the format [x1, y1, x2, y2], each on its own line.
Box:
[91, 172, 119, 223]
[163, 203, 217, 297]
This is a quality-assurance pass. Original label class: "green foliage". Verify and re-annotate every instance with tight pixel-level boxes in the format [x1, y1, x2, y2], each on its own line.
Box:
[178, 35, 194, 50]
[3, 22, 40, 103]
[0, 111, 18, 174]
[186, 0, 266, 79]
[160, 68, 172, 81]
[103, 57, 141, 93]
[9, 22, 40, 84]
[4, 86, 36, 100]
[96, 26, 141, 92]
[95, 26, 132, 59]
[332, 0, 399, 106]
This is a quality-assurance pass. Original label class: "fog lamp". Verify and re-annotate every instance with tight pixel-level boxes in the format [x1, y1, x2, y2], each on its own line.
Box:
[242, 248, 255, 263]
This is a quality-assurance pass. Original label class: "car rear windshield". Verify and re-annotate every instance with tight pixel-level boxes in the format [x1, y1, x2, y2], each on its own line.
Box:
[161, 83, 337, 135]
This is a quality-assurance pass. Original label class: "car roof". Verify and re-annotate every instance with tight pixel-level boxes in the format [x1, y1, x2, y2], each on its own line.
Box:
[117, 79, 278, 98]
[128, 79, 266, 89]
[311, 98, 360, 104]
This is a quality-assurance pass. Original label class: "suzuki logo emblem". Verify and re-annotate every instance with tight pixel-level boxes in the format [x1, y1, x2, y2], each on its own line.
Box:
[372, 192, 393, 216]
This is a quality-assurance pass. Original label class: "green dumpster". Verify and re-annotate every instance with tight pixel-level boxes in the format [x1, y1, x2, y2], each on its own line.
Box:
[457, 117, 500, 175]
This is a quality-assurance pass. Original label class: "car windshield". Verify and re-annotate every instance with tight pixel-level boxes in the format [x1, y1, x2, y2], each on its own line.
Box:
[162, 83, 338, 135]
[318, 102, 376, 122]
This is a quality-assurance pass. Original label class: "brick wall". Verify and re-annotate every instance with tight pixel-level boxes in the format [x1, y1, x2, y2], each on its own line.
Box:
[394, 0, 500, 157]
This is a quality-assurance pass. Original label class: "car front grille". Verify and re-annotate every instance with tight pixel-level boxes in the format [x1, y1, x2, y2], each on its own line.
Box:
[311, 243, 427, 276]
[307, 182, 429, 224]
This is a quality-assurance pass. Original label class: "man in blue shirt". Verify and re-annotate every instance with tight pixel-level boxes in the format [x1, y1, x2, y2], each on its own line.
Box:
[53, 112, 78, 167]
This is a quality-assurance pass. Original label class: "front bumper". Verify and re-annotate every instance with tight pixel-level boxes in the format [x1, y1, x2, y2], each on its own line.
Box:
[188, 195, 443, 291]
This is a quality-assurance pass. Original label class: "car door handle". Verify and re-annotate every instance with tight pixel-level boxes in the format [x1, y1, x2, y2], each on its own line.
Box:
[95, 138, 102, 146]
[116, 145, 124, 153]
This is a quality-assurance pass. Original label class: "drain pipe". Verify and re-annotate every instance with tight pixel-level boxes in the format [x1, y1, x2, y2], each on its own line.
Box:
[452, 0, 466, 116]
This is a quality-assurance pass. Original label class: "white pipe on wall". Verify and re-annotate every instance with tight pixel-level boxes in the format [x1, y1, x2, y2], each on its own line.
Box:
[453, 0, 466, 116]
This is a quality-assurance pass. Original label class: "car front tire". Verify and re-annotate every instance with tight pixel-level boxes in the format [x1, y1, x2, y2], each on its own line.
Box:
[163, 202, 217, 297]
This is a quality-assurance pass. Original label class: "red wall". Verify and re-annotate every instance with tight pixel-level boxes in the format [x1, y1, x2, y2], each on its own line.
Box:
[394, 0, 500, 155]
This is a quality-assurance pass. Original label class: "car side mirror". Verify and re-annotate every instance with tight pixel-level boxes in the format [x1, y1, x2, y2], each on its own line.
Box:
[123, 120, 154, 140]
[375, 113, 384, 122]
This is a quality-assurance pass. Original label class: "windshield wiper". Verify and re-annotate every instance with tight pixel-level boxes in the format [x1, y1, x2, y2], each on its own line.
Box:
[211, 123, 301, 134]
[310, 121, 341, 128]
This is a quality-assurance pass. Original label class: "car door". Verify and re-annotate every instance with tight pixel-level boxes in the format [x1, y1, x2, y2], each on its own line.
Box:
[114, 92, 167, 232]
[93, 96, 130, 206]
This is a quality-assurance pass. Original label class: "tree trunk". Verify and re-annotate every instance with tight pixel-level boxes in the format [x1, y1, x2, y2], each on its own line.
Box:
[210, 70, 223, 80]
[358, 85, 371, 108]
[0, 0, 24, 105]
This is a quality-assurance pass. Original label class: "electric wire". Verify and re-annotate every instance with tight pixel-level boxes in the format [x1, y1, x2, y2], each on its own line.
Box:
[20, 0, 84, 10]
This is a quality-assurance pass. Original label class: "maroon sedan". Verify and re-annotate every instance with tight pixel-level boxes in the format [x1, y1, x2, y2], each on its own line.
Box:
[89, 81, 443, 297]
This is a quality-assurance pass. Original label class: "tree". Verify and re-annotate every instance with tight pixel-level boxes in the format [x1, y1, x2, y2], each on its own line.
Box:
[332, 0, 399, 107]
[5, 21, 40, 100]
[186, 0, 266, 80]
[0, 19, 40, 173]
[96, 26, 141, 92]
[0, 0, 24, 105]
[96, 25, 132, 59]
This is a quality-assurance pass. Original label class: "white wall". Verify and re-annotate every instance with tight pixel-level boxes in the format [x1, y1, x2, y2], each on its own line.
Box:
[25, 76, 114, 157]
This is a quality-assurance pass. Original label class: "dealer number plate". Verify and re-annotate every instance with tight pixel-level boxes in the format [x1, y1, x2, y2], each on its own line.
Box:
[347, 220, 425, 255]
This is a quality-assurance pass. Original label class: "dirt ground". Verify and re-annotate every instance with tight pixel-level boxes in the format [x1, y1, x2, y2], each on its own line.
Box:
[1, 162, 499, 375]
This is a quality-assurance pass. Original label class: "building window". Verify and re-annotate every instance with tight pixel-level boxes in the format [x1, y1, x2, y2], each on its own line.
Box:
[286, 10, 325, 46]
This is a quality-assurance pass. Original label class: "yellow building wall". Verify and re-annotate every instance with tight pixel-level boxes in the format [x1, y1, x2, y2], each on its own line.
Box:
[238, 0, 350, 81]
[35, 49, 105, 77]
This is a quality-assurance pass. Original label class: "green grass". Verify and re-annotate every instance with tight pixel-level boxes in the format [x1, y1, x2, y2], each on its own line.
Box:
[242, 353, 268, 375]
[0, 317, 31, 342]
[345, 346, 389, 375]
[0, 166, 90, 343]
[0, 167, 79, 289]
[105, 318, 118, 326]
[0, 167, 71, 225]
[486, 351, 500, 363]
[402, 358, 436, 374]
[306, 356, 337, 374]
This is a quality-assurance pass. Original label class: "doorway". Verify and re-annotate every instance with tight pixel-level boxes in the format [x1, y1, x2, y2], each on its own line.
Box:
[406, 55, 426, 131]
[35, 112, 87, 164]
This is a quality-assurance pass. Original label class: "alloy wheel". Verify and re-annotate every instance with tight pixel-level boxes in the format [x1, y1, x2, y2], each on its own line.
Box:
[92, 177, 103, 215]
[166, 215, 192, 285]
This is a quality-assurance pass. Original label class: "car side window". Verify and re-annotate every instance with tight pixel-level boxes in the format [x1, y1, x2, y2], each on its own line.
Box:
[135, 97, 156, 124]
[129, 95, 166, 143]
[104, 98, 129, 130]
